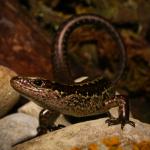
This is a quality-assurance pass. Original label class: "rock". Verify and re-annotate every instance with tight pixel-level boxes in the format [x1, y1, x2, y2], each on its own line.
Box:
[0, 113, 38, 150]
[0, 65, 19, 117]
[18, 101, 71, 126]
[18, 102, 42, 118]
[55, 114, 71, 127]
[12, 118, 150, 150]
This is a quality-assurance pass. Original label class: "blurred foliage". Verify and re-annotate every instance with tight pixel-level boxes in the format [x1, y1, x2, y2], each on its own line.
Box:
[19, 0, 150, 36]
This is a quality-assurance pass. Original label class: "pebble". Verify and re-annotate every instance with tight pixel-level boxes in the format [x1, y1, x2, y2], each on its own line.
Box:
[0, 113, 38, 150]
[12, 118, 150, 150]
[0, 65, 20, 117]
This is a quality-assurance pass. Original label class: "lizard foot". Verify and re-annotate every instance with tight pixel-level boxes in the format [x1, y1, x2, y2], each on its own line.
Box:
[48, 124, 65, 132]
[37, 126, 47, 136]
[37, 124, 65, 135]
[105, 118, 135, 129]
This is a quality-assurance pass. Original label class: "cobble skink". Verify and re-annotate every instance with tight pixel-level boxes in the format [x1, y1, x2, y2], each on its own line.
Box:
[10, 14, 135, 135]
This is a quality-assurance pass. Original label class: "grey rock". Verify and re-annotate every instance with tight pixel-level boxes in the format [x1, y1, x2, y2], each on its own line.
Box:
[12, 118, 150, 150]
[0, 65, 19, 117]
[0, 113, 38, 150]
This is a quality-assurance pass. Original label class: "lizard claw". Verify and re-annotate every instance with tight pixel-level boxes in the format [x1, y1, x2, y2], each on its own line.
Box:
[105, 118, 135, 129]
[121, 120, 135, 129]
[37, 126, 47, 136]
[48, 124, 65, 131]
[105, 118, 120, 126]
[37, 124, 65, 135]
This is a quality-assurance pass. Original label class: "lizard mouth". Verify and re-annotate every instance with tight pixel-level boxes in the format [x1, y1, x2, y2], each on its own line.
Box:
[10, 76, 36, 93]
[10, 76, 44, 100]
[10, 76, 23, 90]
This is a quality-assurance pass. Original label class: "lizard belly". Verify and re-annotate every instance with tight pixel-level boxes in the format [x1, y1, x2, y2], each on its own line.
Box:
[58, 94, 108, 117]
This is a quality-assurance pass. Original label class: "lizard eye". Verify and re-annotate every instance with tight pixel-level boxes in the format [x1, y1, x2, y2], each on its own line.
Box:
[33, 79, 43, 86]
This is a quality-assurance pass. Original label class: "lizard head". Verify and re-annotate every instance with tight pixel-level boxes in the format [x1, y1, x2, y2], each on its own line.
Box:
[10, 76, 62, 109]
[10, 76, 52, 92]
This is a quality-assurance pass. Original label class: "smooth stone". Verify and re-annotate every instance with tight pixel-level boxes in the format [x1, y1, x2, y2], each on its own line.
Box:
[12, 118, 150, 150]
[0, 113, 38, 150]
[18, 101, 71, 126]
[18, 101, 42, 118]
[0, 65, 19, 117]
[55, 114, 71, 126]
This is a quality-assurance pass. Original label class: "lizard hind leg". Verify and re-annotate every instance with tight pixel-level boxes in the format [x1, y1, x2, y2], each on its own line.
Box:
[37, 109, 64, 136]
[104, 95, 135, 129]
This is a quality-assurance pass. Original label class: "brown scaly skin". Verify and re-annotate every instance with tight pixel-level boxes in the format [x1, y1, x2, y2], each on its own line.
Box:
[10, 76, 135, 135]
[11, 14, 135, 137]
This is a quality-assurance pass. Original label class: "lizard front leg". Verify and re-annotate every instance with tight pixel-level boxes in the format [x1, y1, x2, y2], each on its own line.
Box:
[37, 109, 65, 135]
[104, 95, 135, 129]
[12, 110, 61, 146]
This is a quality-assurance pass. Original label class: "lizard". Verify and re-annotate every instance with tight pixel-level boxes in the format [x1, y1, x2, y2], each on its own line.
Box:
[10, 14, 135, 135]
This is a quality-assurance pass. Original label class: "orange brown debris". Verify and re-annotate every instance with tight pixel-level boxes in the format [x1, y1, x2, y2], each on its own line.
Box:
[88, 143, 98, 150]
[132, 144, 140, 150]
[71, 147, 81, 150]
[102, 136, 120, 147]
[70, 140, 150, 150]
[137, 141, 150, 150]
